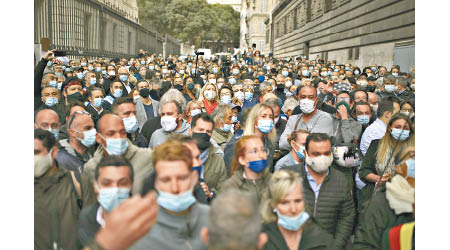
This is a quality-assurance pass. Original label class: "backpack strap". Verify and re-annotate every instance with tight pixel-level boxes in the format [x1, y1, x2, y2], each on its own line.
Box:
[70, 171, 83, 209]
[294, 114, 303, 131]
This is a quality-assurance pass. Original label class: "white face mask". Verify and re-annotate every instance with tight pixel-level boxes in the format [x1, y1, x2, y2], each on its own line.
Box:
[209, 79, 216, 84]
[160, 116, 178, 132]
[299, 99, 315, 114]
[204, 90, 216, 100]
[285, 81, 292, 88]
[357, 80, 368, 87]
[34, 149, 53, 178]
[305, 153, 333, 173]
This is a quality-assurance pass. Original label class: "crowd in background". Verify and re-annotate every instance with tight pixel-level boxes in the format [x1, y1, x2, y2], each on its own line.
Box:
[34, 47, 415, 250]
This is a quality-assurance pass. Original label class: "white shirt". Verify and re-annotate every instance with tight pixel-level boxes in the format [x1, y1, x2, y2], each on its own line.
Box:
[360, 118, 387, 156]
[96, 206, 106, 228]
[123, 82, 132, 94]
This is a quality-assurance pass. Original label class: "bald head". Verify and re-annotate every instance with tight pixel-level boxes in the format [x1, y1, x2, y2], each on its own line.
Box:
[35, 109, 60, 131]
[97, 113, 124, 134]
[368, 92, 378, 105]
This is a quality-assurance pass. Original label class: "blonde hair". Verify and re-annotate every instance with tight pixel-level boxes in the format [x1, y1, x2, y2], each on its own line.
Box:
[184, 100, 202, 119]
[261, 170, 304, 223]
[198, 82, 219, 103]
[377, 113, 415, 163]
[243, 103, 276, 143]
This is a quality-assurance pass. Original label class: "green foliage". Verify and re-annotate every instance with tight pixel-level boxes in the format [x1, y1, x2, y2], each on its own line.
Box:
[138, 0, 240, 47]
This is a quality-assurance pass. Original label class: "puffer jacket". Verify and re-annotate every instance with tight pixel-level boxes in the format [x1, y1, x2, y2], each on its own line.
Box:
[221, 168, 272, 204]
[83, 139, 154, 194]
[298, 164, 355, 250]
[203, 144, 228, 194]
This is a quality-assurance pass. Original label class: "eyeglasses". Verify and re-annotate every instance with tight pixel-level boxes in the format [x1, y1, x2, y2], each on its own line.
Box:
[38, 122, 60, 130]
[68, 110, 91, 129]
[247, 147, 269, 156]
[337, 97, 350, 102]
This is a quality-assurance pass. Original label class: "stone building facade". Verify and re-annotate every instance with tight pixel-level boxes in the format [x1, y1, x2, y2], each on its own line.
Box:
[267, 0, 415, 69]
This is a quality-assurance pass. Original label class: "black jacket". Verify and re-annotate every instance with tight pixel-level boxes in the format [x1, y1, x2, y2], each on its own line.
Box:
[140, 116, 162, 142]
[78, 203, 101, 247]
[285, 164, 355, 250]
[34, 58, 48, 110]
[86, 105, 104, 126]
[262, 219, 334, 250]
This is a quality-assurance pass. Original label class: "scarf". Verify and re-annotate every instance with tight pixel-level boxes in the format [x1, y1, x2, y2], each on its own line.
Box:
[386, 175, 415, 215]
[203, 99, 218, 115]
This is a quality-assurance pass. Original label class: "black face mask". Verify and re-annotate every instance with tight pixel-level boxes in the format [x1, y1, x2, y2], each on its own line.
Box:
[366, 85, 376, 92]
[67, 91, 84, 103]
[140, 88, 150, 98]
[192, 133, 211, 151]
[174, 85, 184, 91]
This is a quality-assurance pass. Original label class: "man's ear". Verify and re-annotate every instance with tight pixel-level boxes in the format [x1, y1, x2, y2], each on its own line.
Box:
[96, 133, 104, 145]
[257, 232, 268, 250]
[200, 227, 209, 246]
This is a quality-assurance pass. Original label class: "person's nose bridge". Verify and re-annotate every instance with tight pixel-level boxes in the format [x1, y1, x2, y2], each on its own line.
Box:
[170, 178, 179, 194]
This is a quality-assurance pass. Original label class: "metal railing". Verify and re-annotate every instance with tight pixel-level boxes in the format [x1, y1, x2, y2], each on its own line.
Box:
[34, 0, 180, 60]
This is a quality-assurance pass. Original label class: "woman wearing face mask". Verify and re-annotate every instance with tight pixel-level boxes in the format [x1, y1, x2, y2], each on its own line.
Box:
[399, 100, 415, 124]
[182, 76, 197, 102]
[242, 103, 277, 172]
[359, 113, 414, 210]
[261, 170, 334, 250]
[274, 130, 310, 172]
[198, 82, 219, 115]
[221, 135, 272, 203]
[243, 85, 258, 110]
[211, 104, 234, 151]
[184, 101, 203, 124]
[354, 146, 415, 250]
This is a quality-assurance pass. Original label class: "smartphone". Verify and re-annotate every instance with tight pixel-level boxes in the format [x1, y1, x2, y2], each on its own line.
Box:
[54, 50, 66, 57]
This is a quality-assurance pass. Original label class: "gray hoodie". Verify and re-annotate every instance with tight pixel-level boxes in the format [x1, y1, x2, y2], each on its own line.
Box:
[129, 202, 209, 250]
[148, 119, 190, 148]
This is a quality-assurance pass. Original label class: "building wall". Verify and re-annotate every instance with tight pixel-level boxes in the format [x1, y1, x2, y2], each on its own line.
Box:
[269, 0, 415, 66]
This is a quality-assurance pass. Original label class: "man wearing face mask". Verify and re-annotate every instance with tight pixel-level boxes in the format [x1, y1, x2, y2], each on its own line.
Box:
[378, 75, 397, 100]
[118, 67, 134, 97]
[360, 98, 399, 156]
[78, 156, 134, 246]
[279, 85, 333, 151]
[275, 129, 309, 172]
[102, 80, 124, 111]
[211, 104, 234, 151]
[112, 97, 148, 148]
[188, 113, 227, 199]
[129, 140, 209, 250]
[63, 80, 85, 106]
[368, 92, 379, 113]
[264, 98, 287, 159]
[34, 108, 62, 141]
[289, 133, 355, 250]
[57, 110, 96, 175]
[35, 129, 96, 250]
[35, 86, 66, 124]
[148, 100, 190, 148]
[83, 114, 154, 195]
[394, 77, 415, 102]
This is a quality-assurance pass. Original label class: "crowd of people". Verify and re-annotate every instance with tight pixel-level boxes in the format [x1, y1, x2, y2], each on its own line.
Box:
[34, 47, 415, 250]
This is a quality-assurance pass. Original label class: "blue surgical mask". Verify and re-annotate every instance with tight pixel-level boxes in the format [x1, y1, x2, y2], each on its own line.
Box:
[232, 69, 239, 75]
[80, 62, 87, 67]
[294, 143, 305, 160]
[244, 91, 253, 101]
[102, 70, 107, 75]
[47, 128, 59, 139]
[232, 116, 238, 123]
[90, 78, 97, 85]
[49, 80, 58, 88]
[357, 115, 370, 125]
[97, 187, 131, 212]
[55, 72, 63, 77]
[229, 78, 236, 85]
[99, 134, 128, 156]
[45, 97, 58, 107]
[119, 75, 128, 82]
[188, 63, 193, 67]
[276, 209, 310, 231]
[88, 66, 94, 71]
[221, 123, 232, 132]
[257, 119, 274, 134]
[179, 70, 185, 75]
[47, 61, 53, 67]
[258, 75, 265, 82]
[392, 73, 398, 77]
[302, 70, 309, 76]
[93, 97, 103, 107]
[212, 68, 218, 74]
[123, 115, 139, 133]
[345, 66, 350, 71]
[385, 85, 396, 93]
[282, 71, 288, 77]
[96, 67, 102, 72]
[157, 186, 196, 212]
[221, 95, 232, 104]
[149, 65, 155, 70]
[141, 60, 146, 65]
[406, 158, 415, 178]
[76, 72, 84, 79]
[391, 128, 410, 141]
[113, 89, 123, 98]
[371, 67, 377, 71]
[248, 159, 267, 173]
[76, 128, 97, 147]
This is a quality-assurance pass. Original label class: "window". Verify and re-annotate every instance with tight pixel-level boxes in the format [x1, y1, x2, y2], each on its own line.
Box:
[348, 48, 353, 60]
[259, 40, 265, 52]
[112, 23, 117, 51]
[354, 47, 360, 60]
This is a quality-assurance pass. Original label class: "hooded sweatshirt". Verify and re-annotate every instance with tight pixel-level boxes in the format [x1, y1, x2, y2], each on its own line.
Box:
[148, 119, 190, 148]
